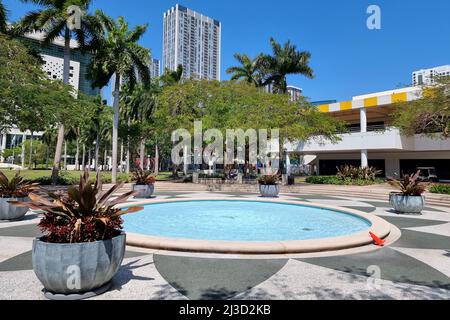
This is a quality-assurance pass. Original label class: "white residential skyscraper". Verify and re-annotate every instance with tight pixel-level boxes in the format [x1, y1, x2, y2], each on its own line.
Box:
[412, 65, 450, 86]
[150, 58, 161, 78]
[163, 4, 221, 80]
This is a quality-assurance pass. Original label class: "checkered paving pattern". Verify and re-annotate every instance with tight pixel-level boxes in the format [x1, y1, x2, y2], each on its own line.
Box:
[1, 191, 450, 300]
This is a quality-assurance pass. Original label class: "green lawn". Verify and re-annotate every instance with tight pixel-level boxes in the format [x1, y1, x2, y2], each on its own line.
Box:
[0, 169, 173, 185]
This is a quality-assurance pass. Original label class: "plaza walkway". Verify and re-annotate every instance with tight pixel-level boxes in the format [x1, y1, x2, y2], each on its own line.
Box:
[1, 185, 450, 300]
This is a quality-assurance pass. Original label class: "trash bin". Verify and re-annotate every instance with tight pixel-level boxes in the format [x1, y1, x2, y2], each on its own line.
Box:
[288, 176, 295, 185]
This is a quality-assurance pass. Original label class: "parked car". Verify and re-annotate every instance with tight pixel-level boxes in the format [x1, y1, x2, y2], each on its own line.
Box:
[417, 167, 438, 182]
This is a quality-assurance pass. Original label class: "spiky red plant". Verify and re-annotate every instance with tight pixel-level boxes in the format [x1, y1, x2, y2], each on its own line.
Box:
[11, 171, 143, 243]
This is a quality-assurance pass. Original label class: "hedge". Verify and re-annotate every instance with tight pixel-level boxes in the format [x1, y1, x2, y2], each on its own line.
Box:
[430, 185, 450, 195]
[305, 176, 385, 186]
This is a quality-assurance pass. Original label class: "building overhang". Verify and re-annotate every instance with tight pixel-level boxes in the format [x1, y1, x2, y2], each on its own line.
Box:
[285, 130, 450, 154]
[317, 87, 422, 114]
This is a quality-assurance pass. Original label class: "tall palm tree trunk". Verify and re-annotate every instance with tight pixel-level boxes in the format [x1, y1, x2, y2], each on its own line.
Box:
[45, 146, 50, 170]
[103, 148, 108, 171]
[21, 133, 26, 169]
[94, 133, 100, 171]
[81, 144, 86, 171]
[52, 27, 70, 184]
[88, 147, 92, 171]
[28, 132, 34, 169]
[64, 141, 67, 171]
[120, 140, 124, 173]
[75, 138, 80, 171]
[126, 140, 130, 174]
[126, 117, 131, 174]
[154, 143, 159, 175]
[139, 138, 145, 170]
[111, 75, 121, 183]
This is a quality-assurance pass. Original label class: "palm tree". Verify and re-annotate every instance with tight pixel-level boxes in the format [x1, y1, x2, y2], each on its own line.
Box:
[88, 14, 150, 183]
[0, 0, 8, 34]
[260, 37, 314, 94]
[161, 64, 183, 86]
[18, 0, 103, 184]
[123, 81, 159, 170]
[226, 53, 263, 87]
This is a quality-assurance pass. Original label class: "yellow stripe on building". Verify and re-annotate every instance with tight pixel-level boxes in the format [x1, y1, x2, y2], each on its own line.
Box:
[340, 101, 353, 111]
[391, 92, 407, 103]
[364, 97, 378, 108]
[318, 105, 330, 113]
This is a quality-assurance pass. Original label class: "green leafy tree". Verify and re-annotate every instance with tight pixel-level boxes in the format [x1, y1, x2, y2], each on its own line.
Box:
[66, 93, 97, 170]
[260, 37, 314, 93]
[87, 14, 151, 182]
[161, 64, 183, 86]
[392, 77, 450, 138]
[121, 80, 160, 170]
[155, 80, 344, 172]
[18, 0, 103, 183]
[226, 53, 263, 87]
[0, 35, 74, 167]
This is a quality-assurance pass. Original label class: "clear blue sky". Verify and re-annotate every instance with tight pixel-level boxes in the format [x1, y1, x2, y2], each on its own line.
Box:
[4, 0, 450, 103]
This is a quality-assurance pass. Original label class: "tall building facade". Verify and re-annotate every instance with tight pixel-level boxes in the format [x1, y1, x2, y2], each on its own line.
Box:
[21, 31, 100, 96]
[150, 58, 161, 78]
[412, 65, 450, 86]
[163, 4, 221, 81]
[286, 86, 303, 102]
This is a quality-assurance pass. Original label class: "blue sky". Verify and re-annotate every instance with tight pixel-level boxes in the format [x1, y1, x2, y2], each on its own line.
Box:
[4, 0, 450, 103]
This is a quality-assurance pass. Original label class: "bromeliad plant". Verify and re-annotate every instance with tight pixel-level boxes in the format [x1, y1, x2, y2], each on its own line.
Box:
[132, 168, 156, 185]
[258, 175, 280, 185]
[0, 171, 39, 198]
[388, 171, 427, 196]
[11, 171, 143, 243]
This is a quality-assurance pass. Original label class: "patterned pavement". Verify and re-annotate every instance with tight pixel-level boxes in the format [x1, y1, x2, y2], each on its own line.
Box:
[1, 191, 450, 300]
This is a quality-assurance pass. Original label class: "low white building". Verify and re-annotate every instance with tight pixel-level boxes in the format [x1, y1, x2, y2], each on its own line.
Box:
[286, 86, 450, 180]
[286, 85, 303, 102]
[413, 65, 450, 86]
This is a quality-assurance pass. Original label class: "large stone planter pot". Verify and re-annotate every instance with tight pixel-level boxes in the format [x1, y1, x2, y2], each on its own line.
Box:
[132, 184, 154, 199]
[259, 184, 280, 197]
[32, 233, 126, 299]
[0, 197, 29, 221]
[390, 193, 425, 214]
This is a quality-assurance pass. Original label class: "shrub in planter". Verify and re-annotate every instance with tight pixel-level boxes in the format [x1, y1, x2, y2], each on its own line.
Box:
[131, 169, 156, 199]
[258, 175, 280, 197]
[337, 165, 382, 181]
[0, 171, 38, 220]
[388, 171, 427, 214]
[11, 171, 143, 299]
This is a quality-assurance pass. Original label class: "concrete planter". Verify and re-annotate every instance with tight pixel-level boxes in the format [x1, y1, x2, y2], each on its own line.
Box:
[390, 193, 425, 214]
[132, 184, 154, 199]
[32, 233, 126, 298]
[0, 197, 29, 221]
[259, 184, 280, 197]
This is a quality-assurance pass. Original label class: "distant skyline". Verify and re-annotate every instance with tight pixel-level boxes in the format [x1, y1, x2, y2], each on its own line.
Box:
[4, 0, 450, 103]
